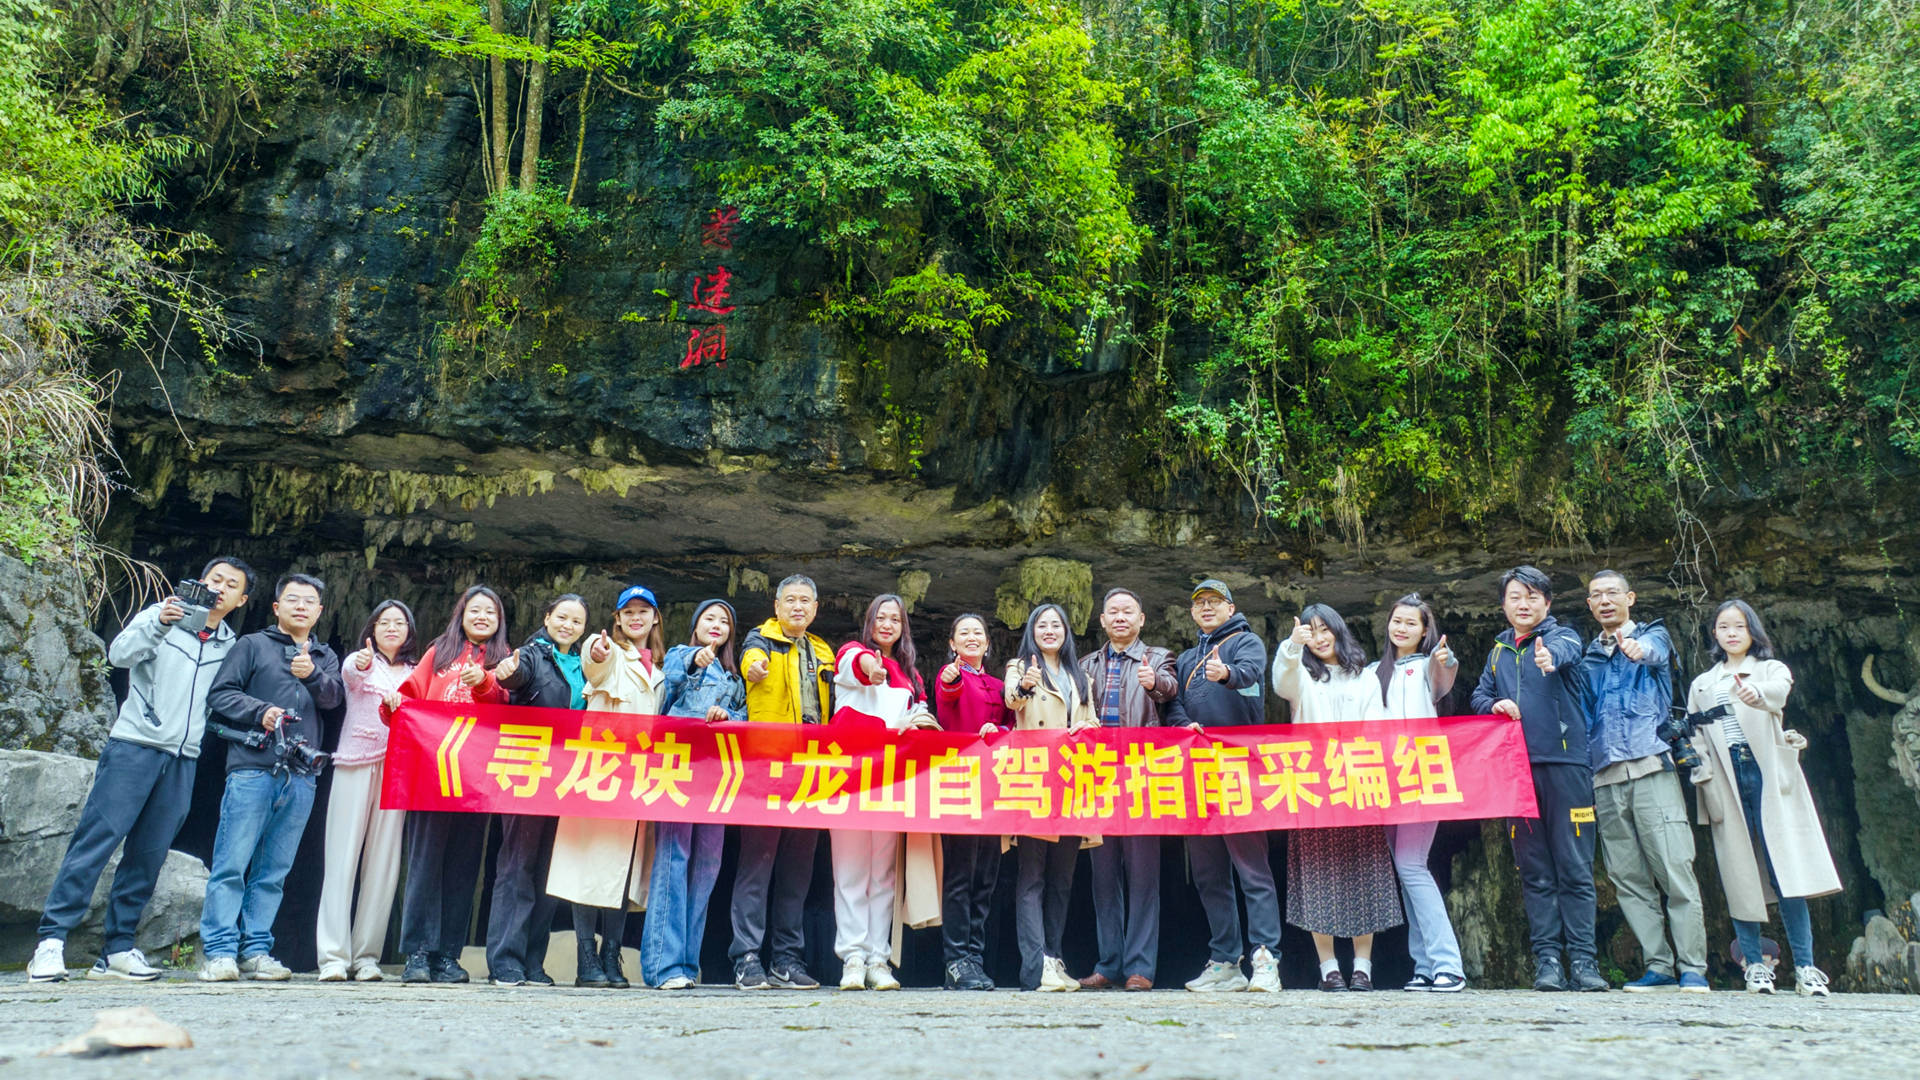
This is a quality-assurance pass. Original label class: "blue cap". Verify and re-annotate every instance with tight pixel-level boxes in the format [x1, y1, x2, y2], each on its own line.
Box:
[615, 584, 658, 612]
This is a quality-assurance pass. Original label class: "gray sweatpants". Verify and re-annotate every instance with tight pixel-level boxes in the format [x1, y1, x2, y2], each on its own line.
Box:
[1595, 769, 1707, 977]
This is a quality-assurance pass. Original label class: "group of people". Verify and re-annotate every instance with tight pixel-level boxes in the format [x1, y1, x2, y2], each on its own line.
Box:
[24, 557, 1843, 997]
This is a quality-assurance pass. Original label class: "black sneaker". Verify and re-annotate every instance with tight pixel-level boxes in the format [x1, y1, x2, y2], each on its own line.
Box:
[944, 960, 994, 991]
[734, 952, 771, 990]
[524, 968, 555, 987]
[402, 950, 432, 984]
[489, 964, 526, 987]
[767, 959, 820, 990]
[1569, 956, 1610, 992]
[1533, 954, 1568, 992]
[1403, 974, 1434, 992]
[430, 954, 471, 984]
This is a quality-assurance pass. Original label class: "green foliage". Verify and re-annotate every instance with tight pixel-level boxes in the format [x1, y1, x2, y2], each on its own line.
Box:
[440, 182, 603, 377]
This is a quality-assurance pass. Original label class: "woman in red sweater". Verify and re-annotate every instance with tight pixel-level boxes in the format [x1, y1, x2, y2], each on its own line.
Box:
[933, 612, 1009, 990]
[384, 585, 512, 984]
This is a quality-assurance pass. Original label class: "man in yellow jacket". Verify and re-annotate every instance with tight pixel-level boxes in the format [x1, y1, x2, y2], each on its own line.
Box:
[729, 574, 835, 989]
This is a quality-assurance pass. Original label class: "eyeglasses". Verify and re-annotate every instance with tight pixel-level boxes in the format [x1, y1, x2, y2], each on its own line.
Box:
[1191, 596, 1227, 610]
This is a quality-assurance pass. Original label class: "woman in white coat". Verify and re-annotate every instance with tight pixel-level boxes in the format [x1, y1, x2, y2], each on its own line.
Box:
[1686, 599, 1841, 996]
[547, 584, 665, 989]
[1361, 593, 1465, 992]
[829, 594, 940, 991]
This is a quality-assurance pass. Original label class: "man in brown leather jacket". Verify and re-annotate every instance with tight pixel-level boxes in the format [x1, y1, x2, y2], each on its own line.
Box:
[1075, 587, 1178, 990]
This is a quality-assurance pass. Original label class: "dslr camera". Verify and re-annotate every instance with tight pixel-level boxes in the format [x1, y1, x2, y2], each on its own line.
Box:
[1657, 702, 1730, 771]
[212, 713, 332, 777]
[171, 578, 222, 634]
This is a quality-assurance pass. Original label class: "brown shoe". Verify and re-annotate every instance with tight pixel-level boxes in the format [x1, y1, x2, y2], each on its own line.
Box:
[1349, 970, 1374, 992]
[1078, 973, 1115, 990]
[1318, 970, 1348, 992]
[1124, 975, 1153, 991]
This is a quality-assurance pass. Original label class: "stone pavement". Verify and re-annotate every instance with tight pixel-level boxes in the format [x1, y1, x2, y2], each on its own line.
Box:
[3, 973, 1916, 1079]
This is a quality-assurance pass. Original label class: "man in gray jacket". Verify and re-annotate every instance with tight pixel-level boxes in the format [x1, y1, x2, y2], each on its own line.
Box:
[27, 557, 253, 983]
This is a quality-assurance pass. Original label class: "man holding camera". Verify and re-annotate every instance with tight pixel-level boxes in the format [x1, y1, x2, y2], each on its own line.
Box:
[200, 573, 343, 981]
[1582, 570, 1709, 993]
[26, 559, 254, 983]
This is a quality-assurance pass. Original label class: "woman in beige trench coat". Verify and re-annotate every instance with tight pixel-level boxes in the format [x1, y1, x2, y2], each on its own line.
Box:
[1686, 599, 1841, 997]
[547, 585, 665, 988]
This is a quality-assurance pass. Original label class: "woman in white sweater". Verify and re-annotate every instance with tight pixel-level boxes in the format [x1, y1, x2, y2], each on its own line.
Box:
[1361, 593, 1465, 992]
[1272, 604, 1403, 991]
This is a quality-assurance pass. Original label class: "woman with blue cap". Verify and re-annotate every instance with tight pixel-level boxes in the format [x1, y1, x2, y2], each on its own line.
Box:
[545, 583, 666, 988]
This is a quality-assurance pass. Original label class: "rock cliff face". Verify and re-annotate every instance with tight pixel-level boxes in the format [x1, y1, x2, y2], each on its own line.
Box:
[67, 63, 1920, 984]
[0, 555, 115, 758]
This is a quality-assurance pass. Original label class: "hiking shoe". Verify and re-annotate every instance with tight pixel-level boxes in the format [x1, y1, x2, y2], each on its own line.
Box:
[1678, 972, 1710, 994]
[1744, 962, 1775, 995]
[767, 959, 820, 990]
[317, 960, 350, 983]
[945, 960, 993, 991]
[240, 954, 292, 981]
[352, 959, 385, 982]
[430, 954, 471, 984]
[735, 952, 771, 990]
[28, 939, 68, 983]
[1532, 954, 1568, 992]
[1569, 956, 1610, 992]
[89, 948, 161, 982]
[200, 956, 241, 982]
[402, 950, 432, 984]
[1248, 946, 1282, 992]
[1429, 973, 1467, 993]
[1623, 970, 1678, 992]
[1403, 974, 1434, 992]
[1185, 959, 1248, 992]
[840, 956, 868, 991]
[865, 961, 900, 991]
[1794, 966, 1830, 997]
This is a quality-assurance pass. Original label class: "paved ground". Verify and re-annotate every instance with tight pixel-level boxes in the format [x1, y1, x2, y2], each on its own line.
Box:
[3, 973, 1916, 1079]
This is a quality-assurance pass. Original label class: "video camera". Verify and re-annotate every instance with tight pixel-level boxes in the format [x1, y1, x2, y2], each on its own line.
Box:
[211, 713, 332, 777]
[1657, 702, 1730, 771]
[171, 578, 222, 634]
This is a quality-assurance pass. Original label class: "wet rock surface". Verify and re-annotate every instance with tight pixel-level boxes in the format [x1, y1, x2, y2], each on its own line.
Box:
[0, 557, 113, 759]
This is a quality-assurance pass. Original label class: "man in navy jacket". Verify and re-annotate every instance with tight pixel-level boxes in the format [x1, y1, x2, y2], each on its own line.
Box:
[1471, 566, 1605, 992]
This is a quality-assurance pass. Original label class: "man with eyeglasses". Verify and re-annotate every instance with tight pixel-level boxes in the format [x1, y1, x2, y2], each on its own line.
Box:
[1582, 569, 1709, 993]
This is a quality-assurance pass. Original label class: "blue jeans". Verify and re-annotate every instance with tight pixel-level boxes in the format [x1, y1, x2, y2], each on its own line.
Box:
[200, 769, 316, 959]
[642, 821, 725, 984]
[1728, 746, 1815, 967]
[1388, 821, 1464, 979]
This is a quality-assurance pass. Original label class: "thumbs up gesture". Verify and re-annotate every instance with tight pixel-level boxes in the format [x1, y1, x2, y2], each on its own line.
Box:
[289, 639, 315, 679]
[1135, 659, 1158, 689]
[939, 661, 962, 686]
[745, 656, 770, 683]
[1288, 616, 1311, 647]
[859, 651, 887, 684]
[492, 648, 521, 682]
[1617, 627, 1644, 662]
[1205, 646, 1230, 682]
[1432, 634, 1452, 667]
[458, 662, 486, 688]
[352, 638, 375, 671]
[1019, 657, 1043, 692]
[1533, 634, 1556, 674]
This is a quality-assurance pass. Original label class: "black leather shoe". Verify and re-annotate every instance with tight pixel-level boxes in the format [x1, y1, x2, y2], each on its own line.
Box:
[402, 950, 431, 984]
[430, 953, 471, 984]
[1533, 954, 1569, 992]
[575, 937, 609, 988]
[600, 940, 630, 989]
[1570, 956, 1611, 992]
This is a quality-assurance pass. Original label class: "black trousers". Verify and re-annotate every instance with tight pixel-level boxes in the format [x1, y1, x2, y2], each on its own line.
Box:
[729, 825, 819, 966]
[940, 834, 1001, 967]
[1014, 836, 1078, 990]
[1090, 835, 1161, 981]
[38, 739, 196, 954]
[400, 810, 488, 957]
[484, 814, 557, 976]
[1509, 762, 1599, 961]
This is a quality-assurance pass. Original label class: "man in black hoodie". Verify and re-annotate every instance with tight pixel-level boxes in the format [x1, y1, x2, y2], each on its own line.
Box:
[1470, 565, 1604, 992]
[1165, 580, 1282, 993]
[199, 573, 344, 982]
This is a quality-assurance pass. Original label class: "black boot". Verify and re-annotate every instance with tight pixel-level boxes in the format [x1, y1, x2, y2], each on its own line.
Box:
[601, 937, 629, 989]
[575, 935, 609, 988]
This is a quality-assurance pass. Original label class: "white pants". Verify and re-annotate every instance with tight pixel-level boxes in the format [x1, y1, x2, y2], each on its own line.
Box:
[829, 829, 899, 963]
[315, 760, 406, 969]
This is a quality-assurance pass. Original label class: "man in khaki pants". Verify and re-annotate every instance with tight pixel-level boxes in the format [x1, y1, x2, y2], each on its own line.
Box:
[1583, 570, 1709, 993]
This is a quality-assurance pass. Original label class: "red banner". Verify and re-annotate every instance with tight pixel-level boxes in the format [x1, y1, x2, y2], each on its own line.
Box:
[380, 702, 1539, 835]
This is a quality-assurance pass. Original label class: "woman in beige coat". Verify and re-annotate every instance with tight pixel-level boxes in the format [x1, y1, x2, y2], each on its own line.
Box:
[547, 584, 665, 989]
[1686, 599, 1841, 997]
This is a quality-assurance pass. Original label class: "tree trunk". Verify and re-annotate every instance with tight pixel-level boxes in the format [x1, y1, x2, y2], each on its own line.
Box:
[568, 70, 591, 206]
[106, 0, 154, 94]
[487, 0, 510, 194]
[519, 0, 550, 193]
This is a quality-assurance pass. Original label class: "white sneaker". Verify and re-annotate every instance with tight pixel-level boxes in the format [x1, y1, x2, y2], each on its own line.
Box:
[1248, 946, 1282, 992]
[659, 975, 696, 990]
[89, 948, 161, 982]
[1052, 957, 1079, 992]
[200, 956, 241, 982]
[865, 960, 901, 991]
[1794, 965, 1831, 997]
[240, 954, 292, 981]
[1185, 959, 1249, 993]
[1034, 956, 1068, 992]
[317, 960, 350, 982]
[28, 939, 68, 983]
[1744, 962, 1775, 995]
[840, 957, 867, 991]
[351, 960, 384, 982]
